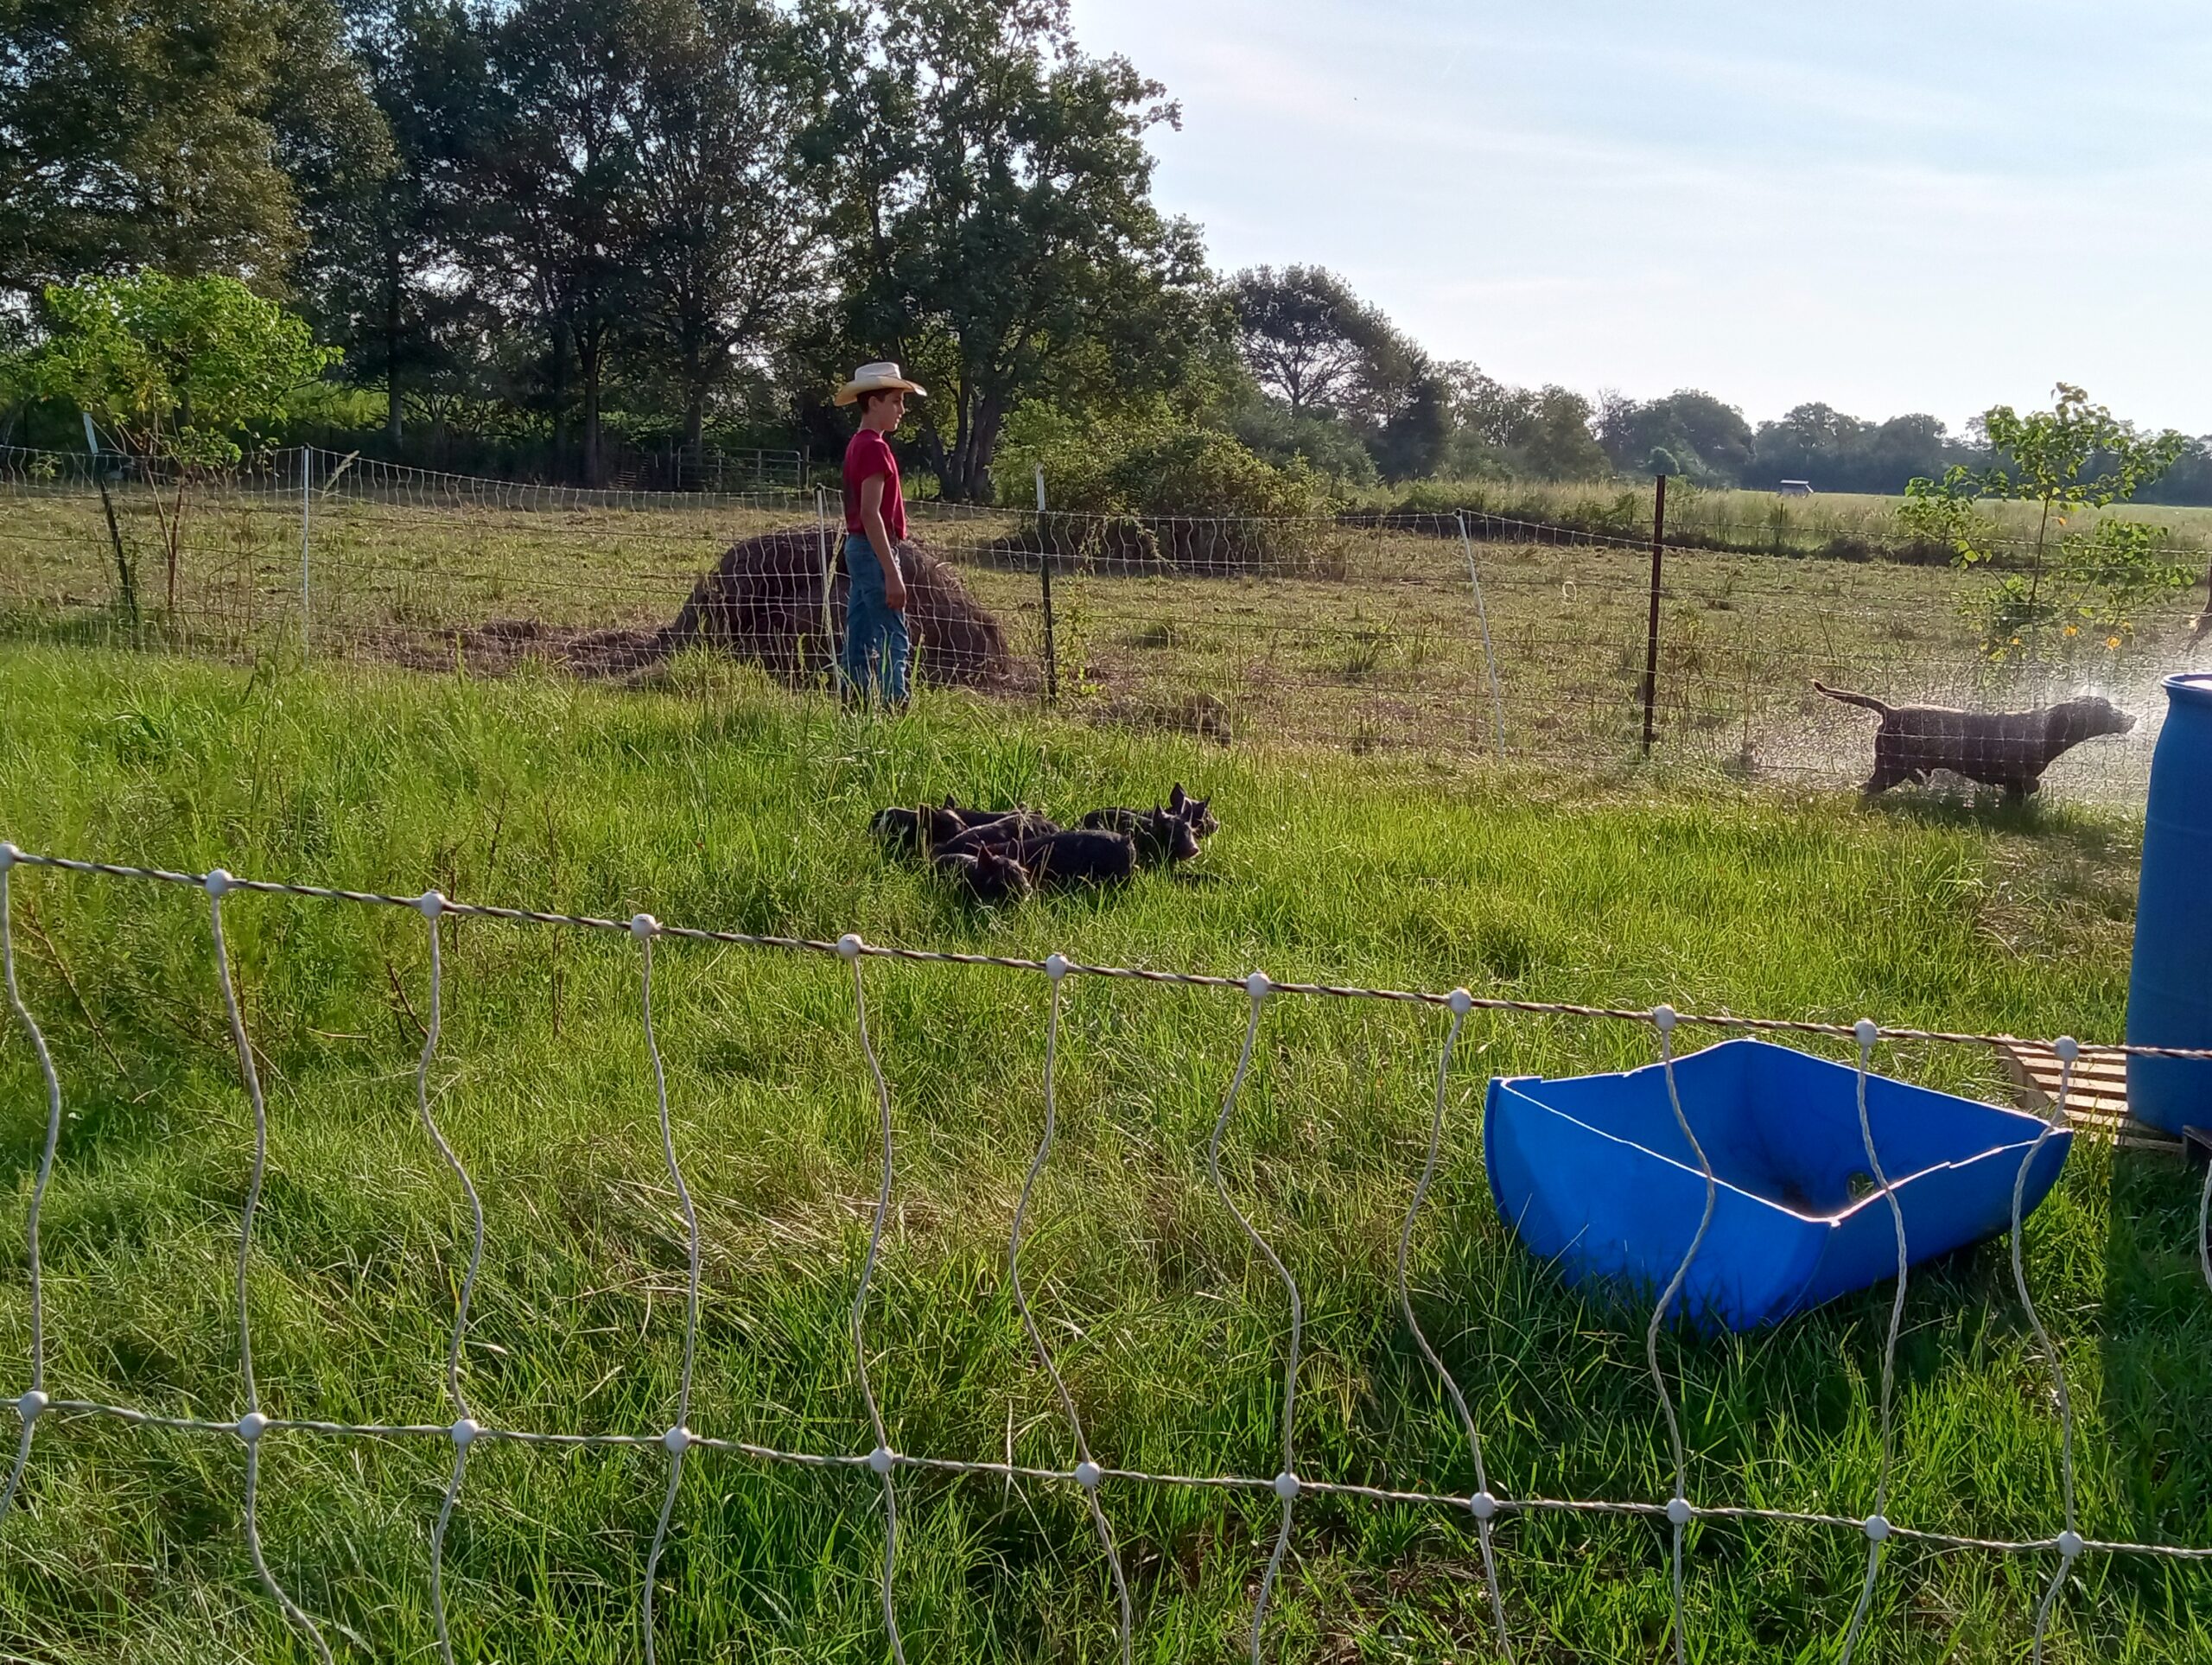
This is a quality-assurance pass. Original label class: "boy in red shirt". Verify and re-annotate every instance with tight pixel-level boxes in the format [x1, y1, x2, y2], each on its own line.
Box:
[835, 361, 925, 706]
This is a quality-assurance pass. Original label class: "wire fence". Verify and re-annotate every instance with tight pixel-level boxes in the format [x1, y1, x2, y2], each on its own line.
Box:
[3, 446, 2206, 801]
[2, 842, 2209, 1659]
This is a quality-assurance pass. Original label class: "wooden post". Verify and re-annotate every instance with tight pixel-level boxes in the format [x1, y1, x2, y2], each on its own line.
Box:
[1641, 473, 1667, 755]
[1037, 465, 1058, 703]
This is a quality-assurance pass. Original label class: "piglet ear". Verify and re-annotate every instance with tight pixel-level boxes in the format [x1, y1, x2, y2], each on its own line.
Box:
[1169, 783, 1187, 809]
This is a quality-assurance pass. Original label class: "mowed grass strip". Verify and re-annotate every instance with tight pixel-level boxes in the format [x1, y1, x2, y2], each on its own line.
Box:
[0, 646, 2202, 1662]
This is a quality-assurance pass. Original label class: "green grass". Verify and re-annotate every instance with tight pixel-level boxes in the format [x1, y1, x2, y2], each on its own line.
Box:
[3, 472, 2201, 801]
[0, 647, 2205, 1662]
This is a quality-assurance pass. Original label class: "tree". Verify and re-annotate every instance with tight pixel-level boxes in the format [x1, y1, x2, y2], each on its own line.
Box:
[23, 272, 336, 615]
[1903, 384, 2189, 659]
[1518, 386, 1609, 480]
[1749, 403, 1966, 495]
[1234, 267, 1371, 418]
[309, 0, 491, 446]
[623, 0, 830, 464]
[1373, 368, 1451, 481]
[834, 0, 1217, 502]
[0, 0, 385, 300]
[1225, 387, 1378, 486]
[1597, 390, 1752, 485]
[463, 0, 650, 484]
[1446, 362, 1539, 449]
[2137, 435, 2212, 507]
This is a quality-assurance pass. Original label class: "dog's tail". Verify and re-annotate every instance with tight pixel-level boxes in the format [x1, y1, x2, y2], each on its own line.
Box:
[1813, 680, 1892, 717]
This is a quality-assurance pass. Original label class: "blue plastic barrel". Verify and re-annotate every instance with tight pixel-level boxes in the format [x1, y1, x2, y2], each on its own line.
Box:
[2126, 673, 2212, 1134]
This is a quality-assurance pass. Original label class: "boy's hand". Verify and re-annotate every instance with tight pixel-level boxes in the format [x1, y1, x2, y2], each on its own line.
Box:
[883, 569, 908, 612]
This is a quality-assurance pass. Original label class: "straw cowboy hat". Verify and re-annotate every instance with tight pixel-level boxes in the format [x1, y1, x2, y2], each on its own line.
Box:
[834, 361, 927, 406]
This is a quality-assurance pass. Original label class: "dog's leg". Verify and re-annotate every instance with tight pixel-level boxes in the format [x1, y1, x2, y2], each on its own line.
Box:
[1860, 731, 1907, 798]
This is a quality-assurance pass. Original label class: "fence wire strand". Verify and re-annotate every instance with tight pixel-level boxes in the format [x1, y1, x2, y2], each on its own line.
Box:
[3, 445, 2201, 804]
[1206, 977, 1303, 1663]
[843, 941, 908, 1665]
[207, 871, 338, 1664]
[0, 842, 2208, 1662]
[411, 893, 484, 1665]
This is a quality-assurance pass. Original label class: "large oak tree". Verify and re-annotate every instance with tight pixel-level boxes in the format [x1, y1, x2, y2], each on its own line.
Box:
[835, 0, 1216, 502]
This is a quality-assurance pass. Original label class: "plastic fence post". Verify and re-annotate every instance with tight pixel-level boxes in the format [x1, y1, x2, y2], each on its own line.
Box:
[1038, 466, 1058, 703]
[300, 448, 313, 659]
[817, 487, 835, 678]
[1457, 512, 1506, 758]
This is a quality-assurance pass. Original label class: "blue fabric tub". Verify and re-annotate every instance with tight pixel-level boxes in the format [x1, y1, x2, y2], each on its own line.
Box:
[1484, 1038, 2071, 1331]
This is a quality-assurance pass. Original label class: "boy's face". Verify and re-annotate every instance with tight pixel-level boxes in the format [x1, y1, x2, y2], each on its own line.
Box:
[867, 390, 906, 430]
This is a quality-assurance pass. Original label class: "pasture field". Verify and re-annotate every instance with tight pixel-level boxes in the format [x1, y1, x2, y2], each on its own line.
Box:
[0, 646, 2206, 1661]
[1378, 478, 2212, 566]
[3, 455, 2204, 802]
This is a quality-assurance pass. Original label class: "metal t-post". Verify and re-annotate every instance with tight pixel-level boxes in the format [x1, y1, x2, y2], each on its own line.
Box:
[1642, 473, 1668, 755]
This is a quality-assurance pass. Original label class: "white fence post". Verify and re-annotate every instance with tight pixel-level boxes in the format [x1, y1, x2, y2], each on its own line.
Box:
[1036, 467, 1058, 703]
[816, 487, 834, 677]
[300, 447, 314, 659]
[1457, 512, 1505, 757]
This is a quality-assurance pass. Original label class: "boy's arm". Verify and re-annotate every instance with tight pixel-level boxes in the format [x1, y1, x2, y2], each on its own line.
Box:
[859, 473, 907, 612]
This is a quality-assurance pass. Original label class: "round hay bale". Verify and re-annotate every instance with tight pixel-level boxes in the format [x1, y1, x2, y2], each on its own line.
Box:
[659, 527, 1013, 687]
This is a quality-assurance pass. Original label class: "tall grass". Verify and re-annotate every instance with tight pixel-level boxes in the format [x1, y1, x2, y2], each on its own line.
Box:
[0, 647, 2203, 1662]
[1367, 477, 2212, 566]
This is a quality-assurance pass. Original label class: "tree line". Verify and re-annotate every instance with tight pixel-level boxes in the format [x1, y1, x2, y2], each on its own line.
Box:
[4, 0, 2208, 506]
[1227, 268, 2212, 505]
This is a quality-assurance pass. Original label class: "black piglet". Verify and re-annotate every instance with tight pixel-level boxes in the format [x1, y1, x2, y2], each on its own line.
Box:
[1076, 805, 1198, 867]
[1010, 829, 1137, 889]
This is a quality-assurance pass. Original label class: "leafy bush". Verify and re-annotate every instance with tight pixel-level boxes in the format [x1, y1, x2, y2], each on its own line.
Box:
[1003, 421, 1342, 573]
[1902, 384, 2191, 660]
[22, 272, 336, 620]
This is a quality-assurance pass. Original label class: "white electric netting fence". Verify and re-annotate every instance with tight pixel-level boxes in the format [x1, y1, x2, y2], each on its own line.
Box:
[4, 445, 2202, 801]
[3, 842, 2210, 1659]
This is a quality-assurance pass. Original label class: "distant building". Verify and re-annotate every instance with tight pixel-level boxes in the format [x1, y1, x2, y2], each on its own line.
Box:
[1777, 480, 1814, 497]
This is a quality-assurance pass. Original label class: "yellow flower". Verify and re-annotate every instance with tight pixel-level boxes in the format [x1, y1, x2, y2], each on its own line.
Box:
[2063, 625, 2079, 638]
[2107, 635, 2122, 649]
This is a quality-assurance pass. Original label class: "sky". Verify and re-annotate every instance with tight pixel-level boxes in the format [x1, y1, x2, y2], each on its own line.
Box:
[1067, 0, 2212, 435]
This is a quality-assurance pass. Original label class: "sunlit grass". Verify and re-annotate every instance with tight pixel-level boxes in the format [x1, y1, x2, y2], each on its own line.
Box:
[0, 647, 2202, 1660]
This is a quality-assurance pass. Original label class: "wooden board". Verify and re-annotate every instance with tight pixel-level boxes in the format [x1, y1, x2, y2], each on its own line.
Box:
[1995, 1037, 2183, 1154]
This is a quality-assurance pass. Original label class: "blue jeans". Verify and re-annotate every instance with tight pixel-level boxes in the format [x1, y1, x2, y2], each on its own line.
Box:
[842, 535, 911, 706]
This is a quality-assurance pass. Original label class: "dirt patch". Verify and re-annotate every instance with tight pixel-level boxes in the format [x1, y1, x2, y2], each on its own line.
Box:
[376, 527, 1016, 687]
[381, 617, 669, 679]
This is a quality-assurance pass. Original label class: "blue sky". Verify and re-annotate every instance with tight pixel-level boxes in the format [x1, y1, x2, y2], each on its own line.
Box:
[1068, 0, 2212, 435]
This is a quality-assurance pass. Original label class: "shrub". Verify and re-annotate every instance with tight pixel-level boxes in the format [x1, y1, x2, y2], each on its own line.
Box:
[1007, 424, 1341, 573]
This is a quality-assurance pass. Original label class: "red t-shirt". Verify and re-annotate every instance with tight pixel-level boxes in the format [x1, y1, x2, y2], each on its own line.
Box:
[842, 429, 907, 542]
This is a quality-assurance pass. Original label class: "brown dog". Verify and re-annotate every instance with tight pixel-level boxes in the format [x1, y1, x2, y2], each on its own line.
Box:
[1813, 681, 2136, 800]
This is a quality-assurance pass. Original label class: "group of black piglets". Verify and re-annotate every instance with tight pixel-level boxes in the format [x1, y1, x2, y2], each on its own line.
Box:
[872, 783, 1217, 902]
